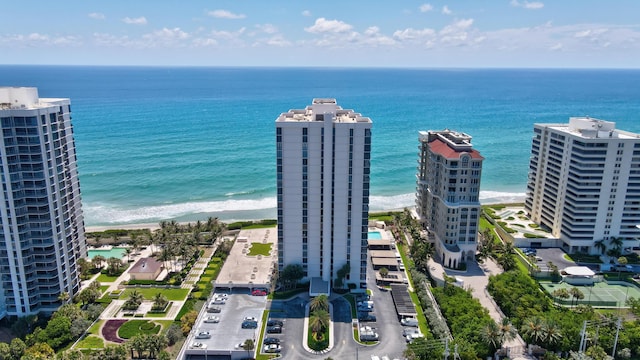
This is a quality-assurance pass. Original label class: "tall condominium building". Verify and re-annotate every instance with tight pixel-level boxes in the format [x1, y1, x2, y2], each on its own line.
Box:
[276, 99, 371, 292]
[416, 130, 483, 269]
[525, 117, 640, 254]
[0, 87, 86, 318]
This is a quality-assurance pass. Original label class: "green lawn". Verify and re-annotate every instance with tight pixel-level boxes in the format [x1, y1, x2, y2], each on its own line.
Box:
[99, 285, 110, 294]
[118, 320, 161, 339]
[97, 273, 120, 283]
[75, 335, 104, 349]
[88, 320, 104, 334]
[248, 242, 272, 256]
[565, 253, 603, 263]
[120, 287, 189, 301]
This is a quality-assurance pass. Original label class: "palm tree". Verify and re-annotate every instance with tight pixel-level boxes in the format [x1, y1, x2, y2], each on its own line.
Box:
[309, 309, 330, 338]
[552, 288, 571, 304]
[481, 321, 503, 354]
[123, 290, 144, 311]
[309, 294, 329, 312]
[521, 316, 545, 345]
[569, 287, 585, 307]
[593, 239, 607, 255]
[58, 291, 70, 304]
[124, 248, 132, 263]
[152, 293, 168, 311]
[498, 317, 517, 344]
[92, 255, 106, 270]
[542, 320, 562, 349]
[379, 267, 389, 278]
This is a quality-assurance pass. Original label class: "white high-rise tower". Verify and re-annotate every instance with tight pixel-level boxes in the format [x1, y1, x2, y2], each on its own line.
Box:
[525, 117, 640, 254]
[276, 99, 372, 292]
[0, 87, 86, 317]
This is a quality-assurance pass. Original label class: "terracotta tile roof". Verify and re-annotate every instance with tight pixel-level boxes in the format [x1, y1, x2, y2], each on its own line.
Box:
[429, 138, 483, 160]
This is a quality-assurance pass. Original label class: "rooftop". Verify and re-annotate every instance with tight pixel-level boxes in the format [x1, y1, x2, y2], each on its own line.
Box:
[429, 138, 484, 160]
[536, 117, 640, 140]
[129, 257, 163, 274]
[0, 87, 67, 110]
[276, 98, 371, 124]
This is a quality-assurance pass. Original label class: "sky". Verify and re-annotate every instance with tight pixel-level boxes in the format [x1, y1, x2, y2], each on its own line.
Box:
[1, 1, 639, 68]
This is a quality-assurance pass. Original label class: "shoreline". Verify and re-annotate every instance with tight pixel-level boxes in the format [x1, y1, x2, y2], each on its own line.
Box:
[84, 200, 524, 233]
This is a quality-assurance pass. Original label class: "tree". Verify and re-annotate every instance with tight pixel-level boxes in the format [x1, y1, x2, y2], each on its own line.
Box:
[57, 348, 85, 360]
[569, 287, 585, 307]
[379, 267, 389, 278]
[309, 294, 329, 312]
[9, 338, 26, 360]
[594, 239, 607, 255]
[123, 290, 144, 311]
[53, 304, 84, 323]
[618, 256, 629, 280]
[521, 316, 545, 345]
[498, 317, 517, 344]
[58, 291, 70, 304]
[542, 320, 562, 349]
[482, 321, 503, 354]
[106, 257, 124, 276]
[12, 315, 37, 339]
[309, 309, 330, 339]
[124, 248, 133, 263]
[85, 304, 104, 321]
[334, 263, 350, 289]
[552, 288, 571, 304]
[495, 242, 517, 271]
[242, 339, 255, 358]
[88, 345, 127, 360]
[128, 335, 147, 359]
[281, 264, 304, 289]
[609, 236, 624, 255]
[92, 255, 106, 270]
[625, 297, 640, 316]
[152, 293, 168, 311]
[76, 286, 101, 306]
[36, 316, 72, 350]
[165, 324, 182, 346]
[70, 318, 92, 338]
[22, 343, 55, 360]
[180, 311, 198, 335]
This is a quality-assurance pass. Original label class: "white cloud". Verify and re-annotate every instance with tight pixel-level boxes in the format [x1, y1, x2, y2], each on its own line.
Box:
[254, 34, 292, 47]
[442, 6, 452, 15]
[302, 10, 312, 17]
[440, 19, 475, 45]
[192, 38, 218, 47]
[255, 24, 278, 34]
[419, 4, 433, 13]
[28, 33, 49, 41]
[122, 16, 147, 25]
[305, 18, 353, 33]
[141, 28, 190, 47]
[88, 12, 105, 20]
[549, 42, 562, 50]
[208, 10, 246, 19]
[392, 28, 436, 41]
[510, 0, 544, 10]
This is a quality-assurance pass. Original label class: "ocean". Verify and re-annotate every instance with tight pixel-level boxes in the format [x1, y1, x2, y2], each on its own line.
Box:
[1, 66, 639, 226]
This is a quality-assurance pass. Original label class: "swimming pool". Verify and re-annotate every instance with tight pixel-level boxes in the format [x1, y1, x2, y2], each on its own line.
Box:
[368, 231, 383, 240]
[87, 247, 127, 260]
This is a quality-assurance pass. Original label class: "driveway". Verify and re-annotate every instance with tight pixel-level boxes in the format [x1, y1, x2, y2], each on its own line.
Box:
[534, 248, 576, 271]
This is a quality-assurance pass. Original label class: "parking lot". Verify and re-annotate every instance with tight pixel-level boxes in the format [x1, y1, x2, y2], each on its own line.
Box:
[522, 247, 576, 272]
[184, 289, 268, 358]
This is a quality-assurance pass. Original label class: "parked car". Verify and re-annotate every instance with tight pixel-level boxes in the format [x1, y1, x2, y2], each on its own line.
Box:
[358, 313, 377, 322]
[252, 289, 267, 296]
[401, 317, 419, 327]
[241, 320, 258, 329]
[213, 293, 228, 298]
[211, 298, 226, 305]
[267, 319, 283, 327]
[263, 344, 282, 353]
[190, 342, 207, 349]
[263, 337, 280, 345]
[244, 316, 258, 322]
[195, 331, 211, 339]
[203, 315, 220, 323]
[360, 326, 379, 341]
[207, 306, 221, 313]
[357, 305, 374, 312]
[266, 326, 282, 334]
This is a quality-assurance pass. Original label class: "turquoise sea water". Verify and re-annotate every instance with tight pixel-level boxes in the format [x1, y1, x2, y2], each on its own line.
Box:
[1, 66, 639, 226]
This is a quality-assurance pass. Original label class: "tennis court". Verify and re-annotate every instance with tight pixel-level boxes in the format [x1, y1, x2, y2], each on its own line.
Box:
[540, 281, 640, 307]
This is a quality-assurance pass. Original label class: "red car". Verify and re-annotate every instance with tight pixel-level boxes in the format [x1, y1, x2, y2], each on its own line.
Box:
[252, 289, 267, 296]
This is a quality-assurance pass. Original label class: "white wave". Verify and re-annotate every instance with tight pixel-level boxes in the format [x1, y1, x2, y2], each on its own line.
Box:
[84, 197, 277, 224]
[479, 190, 526, 204]
[369, 193, 415, 211]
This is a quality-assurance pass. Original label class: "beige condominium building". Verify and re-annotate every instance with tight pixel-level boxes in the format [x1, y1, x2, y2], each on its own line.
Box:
[416, 130, 483, 269]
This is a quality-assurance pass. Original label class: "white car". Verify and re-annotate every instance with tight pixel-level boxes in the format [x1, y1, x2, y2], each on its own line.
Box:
[211, 298, 226, 305]
[191, 342, 207, 349]
[263, 344, 282, 353]
[203, 315, 220, 323]
[195, 331, 211, 339]
[243, 316, 258, 322]
[401, 317, 419, 327]
[214, 293, 229, 298]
